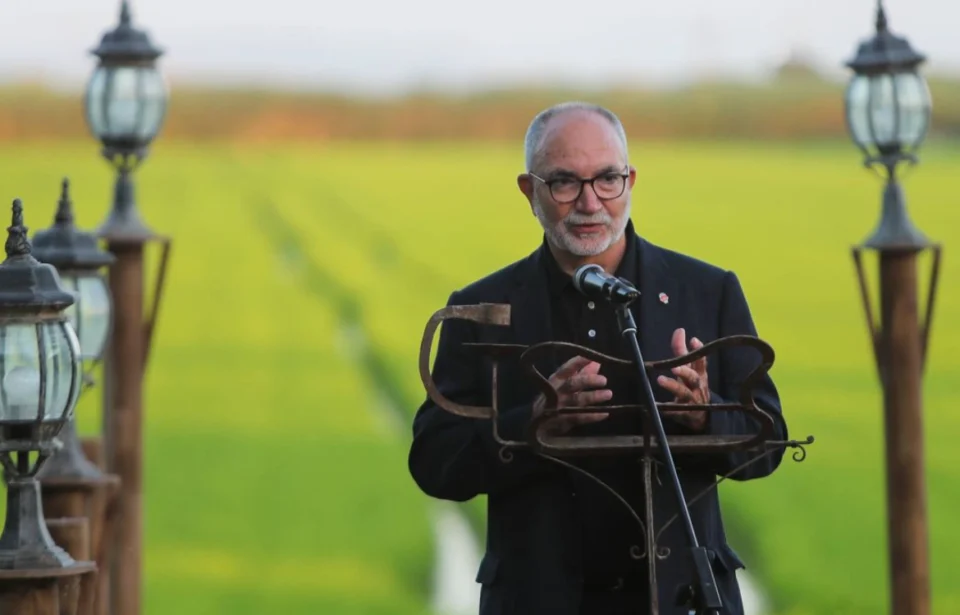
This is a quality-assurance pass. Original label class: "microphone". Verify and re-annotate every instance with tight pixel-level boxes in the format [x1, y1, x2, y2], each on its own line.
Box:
[572, 264, 640, 303]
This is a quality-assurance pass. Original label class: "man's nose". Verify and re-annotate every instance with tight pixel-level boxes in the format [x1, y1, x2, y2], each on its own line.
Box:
[576, 182, 604, 213]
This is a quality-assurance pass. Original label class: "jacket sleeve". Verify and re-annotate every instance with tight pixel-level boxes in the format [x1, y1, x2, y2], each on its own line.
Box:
[408, 290, 562, 502]
[691, 271, 789, 481]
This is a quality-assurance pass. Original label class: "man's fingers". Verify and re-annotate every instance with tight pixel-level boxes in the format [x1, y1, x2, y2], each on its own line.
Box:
[577, 361, 602, 377]
[568, 389, 613, 406]
[550, 356, 598, 385]
[657, 375, 694, 400]
[576, 389, 613, 405]
[551, 360, 602, 391]
[670, 365, 701, 389]
[565, 373, 607, 392]
[690, 337, 708, 373]
[553, 355, 592, 378]
[671, 327, 688, 357]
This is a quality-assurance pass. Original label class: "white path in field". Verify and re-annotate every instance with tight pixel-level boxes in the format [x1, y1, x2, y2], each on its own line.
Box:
[429, 503, 483, 615]
[741, 569, 768, 615]
[333, 320, 482, 614]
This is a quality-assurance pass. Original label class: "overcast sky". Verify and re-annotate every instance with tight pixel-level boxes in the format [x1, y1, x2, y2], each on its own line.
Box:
[1, 0, 957, 95]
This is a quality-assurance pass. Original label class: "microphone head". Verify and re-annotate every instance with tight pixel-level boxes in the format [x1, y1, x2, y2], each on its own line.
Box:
[571, 263, 603, 293]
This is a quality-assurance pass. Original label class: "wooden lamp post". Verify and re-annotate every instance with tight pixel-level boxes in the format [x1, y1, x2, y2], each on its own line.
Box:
[83, 2, 172, 614]
[33, 178, 122, 615]
[0, 198, 95, 614]
[845, 3, 940, 615]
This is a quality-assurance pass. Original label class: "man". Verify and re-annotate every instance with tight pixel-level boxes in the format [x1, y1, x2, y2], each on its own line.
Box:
[408, 102, 788, 615]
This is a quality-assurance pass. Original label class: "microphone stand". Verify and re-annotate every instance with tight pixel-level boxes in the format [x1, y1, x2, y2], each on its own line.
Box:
[614, 299, 723, 615]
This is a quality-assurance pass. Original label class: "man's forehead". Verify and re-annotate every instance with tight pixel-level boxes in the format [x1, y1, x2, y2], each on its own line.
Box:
[535, 111, 626, 170]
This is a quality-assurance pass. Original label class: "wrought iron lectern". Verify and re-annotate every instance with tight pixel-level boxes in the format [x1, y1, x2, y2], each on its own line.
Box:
[418, 302, 814, 615]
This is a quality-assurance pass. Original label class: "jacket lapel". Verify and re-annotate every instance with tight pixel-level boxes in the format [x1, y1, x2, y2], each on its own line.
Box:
[635, 236, 681, 400]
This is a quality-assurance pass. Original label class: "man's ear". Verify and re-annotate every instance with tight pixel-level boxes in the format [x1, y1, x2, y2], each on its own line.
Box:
[517, 174, 535, 211]
[627, 165, 637, 190]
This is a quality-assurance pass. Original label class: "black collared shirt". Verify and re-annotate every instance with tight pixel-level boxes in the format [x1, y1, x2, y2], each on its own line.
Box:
[540, 222, 643, 433]
[540, 221, 649, 590]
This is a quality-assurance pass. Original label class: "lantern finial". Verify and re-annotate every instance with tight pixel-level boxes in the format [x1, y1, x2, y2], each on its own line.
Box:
[876, 0, 888, 33]
[120, 0, 132, 26]
[55, 178, 75, 226]
[5, 199, 31, 260]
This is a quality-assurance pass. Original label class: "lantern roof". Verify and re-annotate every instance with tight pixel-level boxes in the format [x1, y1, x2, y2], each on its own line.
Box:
[90, 1, 163, 64]
[32, 179, 116, 271]
[846, 2, 926, 75]
[0, 200, 76, 314]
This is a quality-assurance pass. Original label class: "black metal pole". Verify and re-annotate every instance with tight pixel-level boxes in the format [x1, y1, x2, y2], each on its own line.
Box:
[615, 303, 722, 615]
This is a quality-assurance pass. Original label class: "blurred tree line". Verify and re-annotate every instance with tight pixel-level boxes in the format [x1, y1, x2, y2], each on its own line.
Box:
[1, 68, 959, 143]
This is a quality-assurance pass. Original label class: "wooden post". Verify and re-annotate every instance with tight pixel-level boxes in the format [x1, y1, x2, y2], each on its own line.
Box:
[101, 241, 145, 615]
[877, 250, 931, 615]
[80, 436, 119, 615]
[45, 518, 96, 615]
[0, 573, 61, 615]
[97, 167, 171, 615]
[92, 482, 119, 615]
[40, 478, 119, 615]
[0, 565, 95, 615]
[79, 440, 103, 471]
[852, 172, 941, 615]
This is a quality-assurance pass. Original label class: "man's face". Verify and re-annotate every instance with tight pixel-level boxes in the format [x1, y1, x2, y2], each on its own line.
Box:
[520, 111, 637, 257]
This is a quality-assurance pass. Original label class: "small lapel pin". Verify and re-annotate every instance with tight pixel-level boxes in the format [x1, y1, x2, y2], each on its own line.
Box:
[659, 292, 669, 304]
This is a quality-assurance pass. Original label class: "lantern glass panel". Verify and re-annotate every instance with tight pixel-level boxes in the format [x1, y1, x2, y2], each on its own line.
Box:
[60, 273, 112, 362]
[0, 322, 80, 422]
[868, 74, 899, 148]
[846, 74, 872, 149]
[85, 64, 168, 144]
[0, 324, 40, 421]
[893, 72, 932, 148]
[846, 71, 932, 153]
[43, 322, 81, 422]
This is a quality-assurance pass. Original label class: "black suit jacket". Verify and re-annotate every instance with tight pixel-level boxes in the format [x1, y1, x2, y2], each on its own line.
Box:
[409, 232, 788, 615]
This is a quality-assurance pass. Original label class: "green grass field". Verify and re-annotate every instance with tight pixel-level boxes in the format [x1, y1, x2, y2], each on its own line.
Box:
[0, 138, 957, 615]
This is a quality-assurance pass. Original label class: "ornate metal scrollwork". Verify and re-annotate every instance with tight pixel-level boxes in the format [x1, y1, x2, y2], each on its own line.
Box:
[418, 302, 815, 613]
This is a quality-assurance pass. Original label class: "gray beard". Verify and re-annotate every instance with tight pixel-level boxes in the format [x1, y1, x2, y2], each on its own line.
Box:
[533, 198, 632, 257]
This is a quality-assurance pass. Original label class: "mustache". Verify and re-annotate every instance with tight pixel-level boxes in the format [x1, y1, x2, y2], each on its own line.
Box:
[564, 212, 612, 225]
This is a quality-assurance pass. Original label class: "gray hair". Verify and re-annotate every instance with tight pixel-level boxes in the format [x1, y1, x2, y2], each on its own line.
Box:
[523, 102, 628, 172]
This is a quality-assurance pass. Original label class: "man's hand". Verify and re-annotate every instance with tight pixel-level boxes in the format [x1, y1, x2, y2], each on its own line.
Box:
[532, 355, 611, 436]
[657, 328, 710, 432]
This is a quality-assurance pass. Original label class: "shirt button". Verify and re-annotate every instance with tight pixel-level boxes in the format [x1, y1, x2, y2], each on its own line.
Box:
[587, 329, 596, 338]
[587, 301, 595, 310]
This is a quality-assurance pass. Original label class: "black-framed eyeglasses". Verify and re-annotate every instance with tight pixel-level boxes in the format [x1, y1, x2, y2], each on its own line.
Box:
[529, 168, 629, 204]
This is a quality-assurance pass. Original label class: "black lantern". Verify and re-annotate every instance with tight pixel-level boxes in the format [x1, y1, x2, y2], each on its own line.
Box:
[85, 0, 168, 240]
[85, 0, 167, 160]
[845, 0, 932, 251]
[32, 179, 115, 366]
[0, 199, 83, 568]
[32, 179, 115, 483]
[845, 0, 932, 171]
